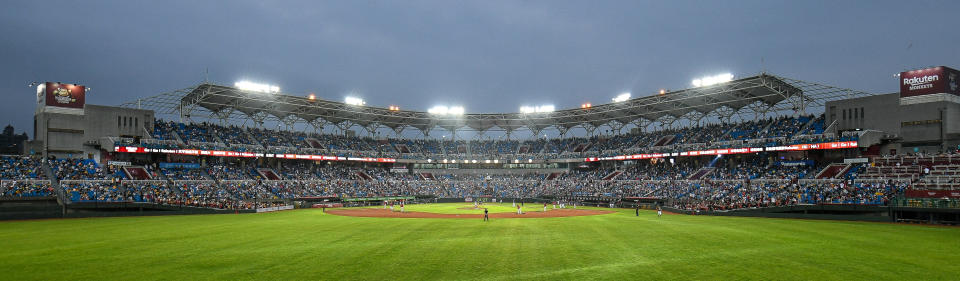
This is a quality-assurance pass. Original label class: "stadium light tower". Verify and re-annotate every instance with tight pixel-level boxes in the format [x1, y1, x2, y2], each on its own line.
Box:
[691, 73, 734, 87]
[612, 92, 630, 103]
[235, 81, 280, 94]
[345, 96, 365, 106]
[519, 105, 555, 114]
[428, 106, 464, 115]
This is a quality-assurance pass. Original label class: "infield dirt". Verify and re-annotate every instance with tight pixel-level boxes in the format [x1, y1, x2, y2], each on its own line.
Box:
[327, 208, 613, 219]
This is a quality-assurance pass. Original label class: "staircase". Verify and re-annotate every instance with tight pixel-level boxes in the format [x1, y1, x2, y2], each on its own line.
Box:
[42, 161, 67, 204]
[793, 117, 818, 138]
[546, 172, 561, 180]
[304, 138, 324, 149]
[256, 168, 282, 180]
[356, 171, 374, 180]
[602, 170, 623, 180]
[652, 135, 675, 147]
[242, 128, 267, 149]
[687, 167, 716, 180]
[419, 173, 435, 180]
[122, 166, 153, 180]
[757, 119, 775, 136]
[815, 164, 850, 179]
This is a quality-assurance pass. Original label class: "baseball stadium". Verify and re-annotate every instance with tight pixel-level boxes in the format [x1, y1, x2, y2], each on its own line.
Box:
[3, 66, 959, 279]
[3, 2, 960, 280]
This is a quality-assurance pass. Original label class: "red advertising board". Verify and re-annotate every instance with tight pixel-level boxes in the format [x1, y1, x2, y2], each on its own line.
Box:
[899, 66, 960, 97]
[44, 82, 86, 109]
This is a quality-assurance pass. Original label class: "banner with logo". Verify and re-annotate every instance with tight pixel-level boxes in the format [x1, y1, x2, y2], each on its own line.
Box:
[44, 82, 86, 109]
[900, 66, 960, 97]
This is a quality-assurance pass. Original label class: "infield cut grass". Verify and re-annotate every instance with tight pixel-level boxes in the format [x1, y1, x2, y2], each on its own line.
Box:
[367, 202, 549, 214]
[1, 203, 958, 280]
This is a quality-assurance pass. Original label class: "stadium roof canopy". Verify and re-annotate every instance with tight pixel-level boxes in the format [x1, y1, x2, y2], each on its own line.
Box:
[124, 73, 872, 137]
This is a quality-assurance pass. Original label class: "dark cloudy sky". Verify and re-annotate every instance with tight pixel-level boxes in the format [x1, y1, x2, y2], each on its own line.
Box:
[2, 0, 958, 136]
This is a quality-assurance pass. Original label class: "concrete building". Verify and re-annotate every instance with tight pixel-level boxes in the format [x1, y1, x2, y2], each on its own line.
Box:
[31, 82, 154, 162]
[825, 66, 960, 154]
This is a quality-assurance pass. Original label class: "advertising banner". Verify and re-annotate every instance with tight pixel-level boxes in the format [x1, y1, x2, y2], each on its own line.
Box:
[44, 82, 86, 109]
[900, 66, 960, 97]
[158, 162, 202, 169]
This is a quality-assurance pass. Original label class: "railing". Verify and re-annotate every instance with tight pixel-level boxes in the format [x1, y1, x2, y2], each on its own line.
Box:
[188, 141, 228, 149]
[891, 197, 960, 209]
[228, 143, 265, 151]
[750, 179, 791, 185]
[103, 136, 135, 147]
[798, 178, 842, 184]
[141, 139, 183, 146]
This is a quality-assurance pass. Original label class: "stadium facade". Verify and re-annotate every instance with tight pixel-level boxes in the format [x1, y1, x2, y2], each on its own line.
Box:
[25, 67, 960, 162]
[5, 66, 960, 223]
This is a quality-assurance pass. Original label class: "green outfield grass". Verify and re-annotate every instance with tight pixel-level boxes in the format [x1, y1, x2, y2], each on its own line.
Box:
[0, 203, 958, 280]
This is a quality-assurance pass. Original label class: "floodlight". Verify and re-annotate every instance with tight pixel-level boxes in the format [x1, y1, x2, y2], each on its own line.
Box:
[519, 105, 554, 113]
[235, 81, 280, 94]
[612, 93, 630, 102]
[428, 106, 465, 115]
[691, 73, 734, 87]
[345, 96, 365, 106]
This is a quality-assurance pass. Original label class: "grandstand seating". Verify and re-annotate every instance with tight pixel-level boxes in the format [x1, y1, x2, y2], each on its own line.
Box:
[144, 114, 847, 161]
[1, 156, 46, 179]
[4, 113, 938, 211]
[1, 181, 54, 198]
[0, 152, 937, 211]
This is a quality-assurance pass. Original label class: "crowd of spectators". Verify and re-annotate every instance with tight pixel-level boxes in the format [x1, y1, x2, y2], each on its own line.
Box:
[0, 153, 923, 212]
[1, 156, 45, 179]
[2, 181, 54, 197]
[51, 158, 109, 180]
[161, 167, 209, 181]
[143, 114, 843, 161]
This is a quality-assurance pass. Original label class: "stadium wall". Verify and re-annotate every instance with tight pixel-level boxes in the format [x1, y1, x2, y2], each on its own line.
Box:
[666, 205, 895, 222]
[33, 104, 154, 161]
[827, 92, 960, 154]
